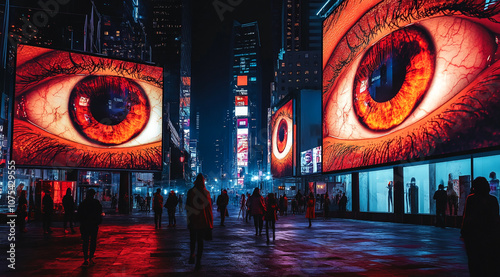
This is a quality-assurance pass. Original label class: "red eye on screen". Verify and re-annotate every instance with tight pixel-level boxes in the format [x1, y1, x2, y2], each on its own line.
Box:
[276, 119, 288, 153]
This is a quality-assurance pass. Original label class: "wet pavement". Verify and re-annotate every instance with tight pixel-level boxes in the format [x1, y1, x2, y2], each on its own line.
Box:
[1, 204, 469, 276]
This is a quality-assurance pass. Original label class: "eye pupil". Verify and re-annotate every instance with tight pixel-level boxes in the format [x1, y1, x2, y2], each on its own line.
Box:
[277, 119, 288, 153]
[90, 93, 129, 126]
[369, 56, 408, 102]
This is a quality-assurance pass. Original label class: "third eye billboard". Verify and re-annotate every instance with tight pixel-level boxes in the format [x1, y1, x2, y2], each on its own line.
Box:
[13, 45, 163, 170]
[271, 99, 294, 178]
[322, 0, 500, 172]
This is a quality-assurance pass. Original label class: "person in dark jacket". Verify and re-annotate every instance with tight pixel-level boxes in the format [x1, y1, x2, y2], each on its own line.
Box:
[78, 189, 103, 267]
[42, 189, 54, 234]
[16, 190, 28, 233]
[433, 184, 447, 228]
[249, 188, 266, 235]
[153, 188, 164, 229]
[63, 188, 76, 234]
[165, 190, 179, 227]
[186, 173, 213, 270]
[265, 193, 278, 244]
[216, 189, 229, 226]
[461, 177, 500, 277]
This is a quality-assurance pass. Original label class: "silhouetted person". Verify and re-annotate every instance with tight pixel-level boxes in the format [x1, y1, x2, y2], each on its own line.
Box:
[323, 192, 330, 220]
[283, 195, 288, 216]
[447, 174, 458, 215]
[238, 194, 246, 219]
[461, 177, 500, 277]
[16, 190, 28, 233]
[306, 192, 316, 227]
[153, 188, 163, 229]
[146, 193, 152, 213]
[111, 194, 117, 211]
[165, 190, 178, 227]
[245, 192, 251, 222]
[296, 190, 303, 213]
[78, 189, 103, 267]
[339, 193, 347, 216]
[186, 173, 213, 270]
[217, 189, 229, 226]
[433, 184, 447, 228]
[387, 181, 393, 212]
[63, 188, 76, 234]
[178, 195, 184, 213]
[265, 193, 277, 244]
[249, 187, 266, 236]
[409, 177, 419, 214]
[42, 189, 53, 234]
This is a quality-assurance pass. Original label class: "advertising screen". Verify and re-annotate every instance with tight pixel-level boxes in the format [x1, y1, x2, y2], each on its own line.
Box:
[235, 106, 248, 117]
[322, 0, 500, 172]
[271, 100, 294, 177]
[301, 149, 313, 175]
[13, 45, 163, 170]
[237, 118, 248, 128]
[235, 95, 248, 106]
[237, 132, 248, 167]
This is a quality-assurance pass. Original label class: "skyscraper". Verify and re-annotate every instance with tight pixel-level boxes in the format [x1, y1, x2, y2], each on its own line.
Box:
[230, 21, 263, 188]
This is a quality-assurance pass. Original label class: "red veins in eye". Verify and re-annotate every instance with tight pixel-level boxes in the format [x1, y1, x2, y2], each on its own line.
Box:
[69, 76, 150, 145]
[277, 119, 288, 153]
[353, 26, 436, 131]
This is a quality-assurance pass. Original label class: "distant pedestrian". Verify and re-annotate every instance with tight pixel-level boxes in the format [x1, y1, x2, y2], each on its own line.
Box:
[165, 191, 178, 227]
[42, 189, 54, 234]
[433, 184, 447, 228]
[323, 192, 330, 220]
[78, 189, 103, 267]
[186, 173, 213, 270]
[279, 195, 284, 216]
[249, 187, 266, 236]
[111, 194, 117, 211]
[306, 192, 316, 228]
[216, 189, 229, 226]
[146, 193, 152, 213]
[153, 188, 164, 229]
[63, 188, 76, 234]
[245, 192, 251, 222]
[339, 192, 347, 216]
[283, 195, 288, 216]
[265, 193, 278, 244]
[178, 195, 184, 213]
[16, 190, 28, 233]
[238, 194, 246, 219]
[461, 177, 500, 277]
[296, 190, 303, 213]
[292, 198, 298, 215]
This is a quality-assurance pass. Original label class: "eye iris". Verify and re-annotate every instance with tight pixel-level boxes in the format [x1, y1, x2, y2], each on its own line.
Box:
[277, 119, 288, 153]
[353, 25, 436, 131]
[69, 76, 150, 146]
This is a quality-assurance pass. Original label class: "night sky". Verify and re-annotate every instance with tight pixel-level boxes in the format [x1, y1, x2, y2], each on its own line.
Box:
[192, 0, 274, 177]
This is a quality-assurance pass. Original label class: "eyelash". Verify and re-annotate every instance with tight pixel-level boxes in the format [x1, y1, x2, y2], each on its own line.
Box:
[324, 0, 494, 92]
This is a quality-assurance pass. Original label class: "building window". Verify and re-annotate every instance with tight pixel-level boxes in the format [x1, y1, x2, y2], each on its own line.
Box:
[305, 70, 309, 75]
[359, 168, 393, 213]
[297, 62, 301, 67]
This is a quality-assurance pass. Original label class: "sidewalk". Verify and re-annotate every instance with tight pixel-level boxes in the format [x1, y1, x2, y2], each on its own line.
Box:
[1, 204, 468, 276]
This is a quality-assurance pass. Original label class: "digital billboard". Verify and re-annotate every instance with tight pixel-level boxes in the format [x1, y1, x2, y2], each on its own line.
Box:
[271, 100, 294, 177]
[235, 95, 248, 106]
[13, 45, 163, 170]
[301, 146, 322, 175]
[237, 128, 248, 167]
[322, 0, 500, 172]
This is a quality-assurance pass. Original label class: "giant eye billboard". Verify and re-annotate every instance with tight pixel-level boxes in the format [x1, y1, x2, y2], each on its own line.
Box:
[323, 0, 500, 172]
[271, 100, 294, 178]
[13, 45, 163, 170]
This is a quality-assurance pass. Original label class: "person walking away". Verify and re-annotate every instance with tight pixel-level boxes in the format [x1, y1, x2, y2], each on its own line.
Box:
[296, 190, 303, 214]
[146, 193, 152, 213]
[216, 189, 229, 226]
[78, 189, 103, 267]
[249, 188, 266, 235]
[265, 193, 278, 244]
[339, 192, 348, 217]
[63, 188, 76, 234]
[42, 189, 54, 234]
[306, 192, 316, 227]
[165, 190, 178, 227]
[153, 189, 164, 229]
[178, 195, 183, 213]
[461, 177, 500, 277]
[245, 192, 252, 222]
[433, 184, 447, 228]
[16, 190, 28, 233]
[279, 195, 284, 216]
[186, 173, 213, 270]
[323, 192, 330, 220]
[283, 195, 288, 216]
[238, 194, 246, 219]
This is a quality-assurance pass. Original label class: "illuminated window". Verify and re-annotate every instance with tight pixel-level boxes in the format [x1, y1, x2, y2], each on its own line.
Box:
[237, 76, 248, 86]
[297, 62, 301, 67]
[116, 31, 120, 37]
[281, 62, 286, 67]
[305, 71, 309, 75]
[104, 31, 109, 36]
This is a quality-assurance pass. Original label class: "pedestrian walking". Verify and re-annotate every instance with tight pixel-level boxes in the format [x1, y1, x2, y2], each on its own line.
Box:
[186, 173, 213, 271]
[16, 190, 28, 233]
[217, 189, 229, 226]
[283, 195, 288, 216]
[42, 189, 54, 234]
[245, 192, 252, 222]
[178, 195, 184, 213]
[249, 187, 266, 236]
[323, 192, 330, 220]
[165, 190, 178, 227]
[265, 193, 277, 244]
[339, 192, 347, 216]
[63, 188, 76, 234]
[153, 188, 164, 229]
[433, 184, 447, 228]
[461, 177, 500, 277]
[296, 190, 303, 214]
[306, 192, 316, 228]
[78, 189, 103, 267]
[146, 193, 152, 213]
[238, 194, 246, 219]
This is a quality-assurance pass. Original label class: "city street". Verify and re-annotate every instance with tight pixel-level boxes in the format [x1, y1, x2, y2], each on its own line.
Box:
[1, 204, 468, 276]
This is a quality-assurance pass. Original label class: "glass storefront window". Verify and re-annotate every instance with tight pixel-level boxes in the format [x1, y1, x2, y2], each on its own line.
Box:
[473, 154, 500, 214]
[435, 158, 471, 216]
[359, 168, 393, 213]
[327, 174, 352, 212]
[404, 164, 430, 214]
